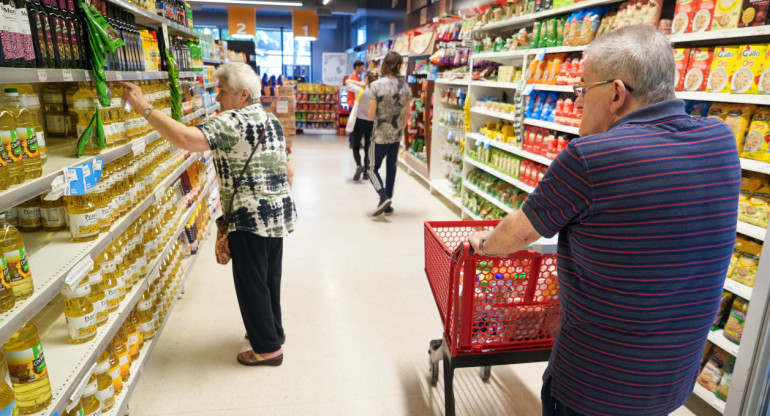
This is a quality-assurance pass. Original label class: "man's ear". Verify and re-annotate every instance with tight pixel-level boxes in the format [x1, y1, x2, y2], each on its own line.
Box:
[609, 80, 627, 114]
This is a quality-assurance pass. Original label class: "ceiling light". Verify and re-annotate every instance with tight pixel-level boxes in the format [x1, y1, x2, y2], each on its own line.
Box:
[295, 36, 317, 41]
[323, 0, 330, 4]
[187, 0, 302, 6]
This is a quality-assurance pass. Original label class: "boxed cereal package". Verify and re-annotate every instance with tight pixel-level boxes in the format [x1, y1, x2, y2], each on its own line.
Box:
[739, 0, 769, 26]
[707, 45, 741, 93]
[731, 44, 770, 94]
[712, 0, 744, 29]
[683, 47, 714, 91]
[758, 48, 770, 94]
[693, 0, 717, 31]
[674, 48, 692, 91]
[672, 0, 702, 34]
[741, 107, 770, 161]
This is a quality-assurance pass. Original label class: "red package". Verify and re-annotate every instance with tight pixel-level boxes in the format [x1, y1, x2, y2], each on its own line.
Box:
[693, 0, 715, 31]
[683, 47, 714, 91]
[672, 0, 702, 34]
[674, 48, 692, 91]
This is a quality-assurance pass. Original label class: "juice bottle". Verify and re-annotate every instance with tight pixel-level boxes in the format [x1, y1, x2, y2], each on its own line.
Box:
[6, 84, 46, 165]
[72, 83, 98, 154]
[17, 199, 41, 232]
[80, 373, 101, 416]
[93, 351, 115, 411]
[3, 88, 42, 181]
[136, 289, 155, 341]
[42, 84, 69, 139]
[0, 246, 15, 313]
[63, 193, 99, 242]
[39, 195, 67, 232]
[0, 106, 24, 187]
[105, 344, 122, 394]
[85, 263, 107, 327]
[0, 352, 19, 416]
[2, 321, 52, 414]
[124, 315, 140, 362]
[95, 251, 120, 313]
[0, 213, 33, 300]
[111, 329, 130, 382]
[62, 282, 97, 344]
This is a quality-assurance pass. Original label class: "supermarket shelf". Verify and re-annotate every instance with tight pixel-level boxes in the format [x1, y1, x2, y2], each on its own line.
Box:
[471, 80, 520, 89]
[693, 382, 726, 414]
[468, 132, 553, 166]
[531, 84, 573, 93]
[465, 156, 536, 193]
[530, 45, 589, 54]
[429, 178, 463, 211]
[105, 71, 168, 81]
[179, 71, 199, 79]
[205, 103, 221, 116]
[724, 278, 753, 302]
[464, 181, 514, 214]
[435, 78, 470, 86]
[203, 81, 218, 89]
[107, 0, 199, 39]
[472, 49, 527, 60]
[181, 108, 207, 124]
[403, 152, 430, 182]
[202, 57, 221, 65]
[473, 0, 624, 32]
[0, 151, 197, 349]
[0, 131, 162, 213]
[461, 205, 483, 220]
[471, 107, 518, 123]
[675, 91, 770, 106]
[708, 328, 740, 357]
[740, 158, 770, 175]
[737, 221, 766, 242]
[669, 26, 770, 44]
[1, 68, 168, 83]
[524, 118, 580, 135]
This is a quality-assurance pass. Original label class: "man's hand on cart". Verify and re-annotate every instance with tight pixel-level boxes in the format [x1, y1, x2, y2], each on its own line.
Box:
[469, 210, 544, 257]
[469, 230, 493, 255]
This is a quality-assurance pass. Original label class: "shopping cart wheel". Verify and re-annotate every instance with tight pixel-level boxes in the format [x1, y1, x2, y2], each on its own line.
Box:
[430, 360, 440, 385]
[480, 366, 491, 381]
[428, 339, 443, 385]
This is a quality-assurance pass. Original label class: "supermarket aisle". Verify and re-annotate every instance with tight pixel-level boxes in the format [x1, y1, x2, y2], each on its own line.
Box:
[129, 135, 716, 416]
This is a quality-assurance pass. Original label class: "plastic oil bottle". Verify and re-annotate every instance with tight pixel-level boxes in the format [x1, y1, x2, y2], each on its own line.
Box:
[92, 178, 112, 234]
[0, 352, 19, 416]
[111, 329, 130, 382]
[0, 246, 16, 313]
[0, 146, 7, 191]
[39, 196, 67, 232]
[3, 88, 42, 181]
[85, 264, 108, 327]
[95, 251, 120, 313]
[0, 104, 24, 187]
[80, 372, 101, 416]
[105, 241, 126, 301]
[63, 193, 99, 242]
[17, 199, 41, 233]
[136, 289, 155, 341]
[62, 282, 97, 344]
[93, 351, 115, 411]
[124, 314, 140, 362]
[42, 84, 69, 139]
[64, 83, 79, 139]
[72, 83, 99, 154]
[2, 321, 52, 414]
[6, 84, 46, 165]
[0, 213, 33, 300]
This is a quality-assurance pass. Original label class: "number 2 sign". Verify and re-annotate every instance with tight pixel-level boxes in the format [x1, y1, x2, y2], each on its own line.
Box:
[228, 7, 256, 37]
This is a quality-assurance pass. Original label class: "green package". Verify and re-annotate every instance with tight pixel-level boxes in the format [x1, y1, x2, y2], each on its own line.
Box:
[531, 20, 541, 48]
[76, 113, 97, 157]
[81, 2, 125, 53]
[95, 110, 106, 148]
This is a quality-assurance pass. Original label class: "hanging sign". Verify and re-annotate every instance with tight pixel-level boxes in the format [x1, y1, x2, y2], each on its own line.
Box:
[292, 10, 318, 41]
[228, 7, 256, 38]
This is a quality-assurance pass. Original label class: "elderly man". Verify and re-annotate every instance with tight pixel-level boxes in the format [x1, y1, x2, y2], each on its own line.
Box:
[470, 25, 741, 416]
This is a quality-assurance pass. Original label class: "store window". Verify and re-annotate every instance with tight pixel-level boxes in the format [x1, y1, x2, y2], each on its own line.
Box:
[253, 29, 311, 79]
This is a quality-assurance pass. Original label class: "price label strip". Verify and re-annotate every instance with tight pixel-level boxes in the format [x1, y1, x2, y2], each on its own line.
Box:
[37, 70, 48, 82]
[62, 69, 73, 82]
[92, 158, 104, 182]
[46, 174, 68, 201]
[64, 256, 95, 289]
[132, 139, 146, 156]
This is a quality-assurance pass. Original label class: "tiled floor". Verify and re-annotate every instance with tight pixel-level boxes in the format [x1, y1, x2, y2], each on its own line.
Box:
[129, 135, 720, 416]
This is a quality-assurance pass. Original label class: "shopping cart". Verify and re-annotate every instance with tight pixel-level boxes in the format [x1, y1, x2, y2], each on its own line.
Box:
[424, 220, 560, 416]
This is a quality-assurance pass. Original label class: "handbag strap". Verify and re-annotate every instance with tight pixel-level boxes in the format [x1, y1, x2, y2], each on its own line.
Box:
[223, 128, 268, 225]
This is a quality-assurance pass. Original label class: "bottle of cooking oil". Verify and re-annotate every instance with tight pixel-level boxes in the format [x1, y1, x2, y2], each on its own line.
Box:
[95, 251, 120, 313]
[105, 242, 126, 301]
[111, 329, 130, 382]
[141, 211, 159, 260]
[136, 289, 155, 341]
[6, 84, 46, 165]
[93, 351, 115, 411]
[72, 83, 99, 154]
[85, 264, 107, 327]
[64, 83, 79, 139]
[99, 106, 114, 149]
[91, 179, 111, 234]
[0, 352, 19, 416]
[2, 321, 52, 413]
[131, 221, 147, 279]
[42, 84, 69, 139]
[124, 315, 140, 362]
[3, 210, 17, 228]
[105, 345, 122, 395]
[0, 246, 15, 313]
[79, 372, 100, 416]
[62, 282, 97, 344]
[3, 88, 42, 181]
[39, 196, 67, 232]
[0, 106, 23, 187]
[64, 394, 83, 416]
[0, 213, 33, 300]
[64, 193, 99, 242]
[120, 233, 137, 290]
[17, 199, 41, 233]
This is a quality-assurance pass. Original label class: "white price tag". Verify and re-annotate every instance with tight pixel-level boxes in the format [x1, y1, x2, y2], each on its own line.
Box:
[136, 71, 142, 80]
[67, 369, 92, 412]
[37, 70, 48, 82]
[132, 139, 146, 155]
[149, 267, 160, 283]
[65, 257, 94, 288]
[46, 174, 67, 200]
[93, 159, 103, 172]
[276, 100, 289, 114]
[62, 69, 73, 81]
[115, 72, 123, 81]
[155, 187, 166, 202]
[84, 71, 92, 81]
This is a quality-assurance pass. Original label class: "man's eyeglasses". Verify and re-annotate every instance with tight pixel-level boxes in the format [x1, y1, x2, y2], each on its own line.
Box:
[572, 80, 634, 96]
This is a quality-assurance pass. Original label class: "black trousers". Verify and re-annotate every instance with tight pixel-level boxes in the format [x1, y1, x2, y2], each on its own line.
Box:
[229, 231, 284, 354]
[541, 377, 586, 416]
[368, 142, 399, 199]
[351, 118, 373, 170]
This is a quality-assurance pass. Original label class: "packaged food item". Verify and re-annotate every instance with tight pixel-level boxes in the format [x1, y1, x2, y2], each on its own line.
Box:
[693, 0, 717, 30]
[727, 236, 747, 278]
[578, 8, 603, 45]
[697, 347, 730, 392]
[707, 102, 735, 120]
[715, 356, 736, 400]
[684, 48, 715, 91]
[672, 0, 702, 33]
[708, 45, 741, 93]
[712, 0, 744, 29]
[741, 108, 770, 162]
[689, 101, 712, 117]
[674, 48, 692, 91]
[723, 296, 749, 343]
[713, 290, 734, 329]
[731, 44, 770, 94]
[739, 0, 769, 26]
[725, 104, 757, 152]
[731, 240, 762, 286]
[641, 0, 664, 26]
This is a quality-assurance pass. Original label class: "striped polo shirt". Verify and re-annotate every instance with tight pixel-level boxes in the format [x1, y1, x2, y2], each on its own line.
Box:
[521, 99, 741, 416]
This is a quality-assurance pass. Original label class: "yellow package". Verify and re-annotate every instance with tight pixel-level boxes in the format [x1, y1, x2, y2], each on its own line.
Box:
[740, 108, 770, 161]
[725, 104, 757, 152]
[742, 185, 770, 228]
[731, 44, 770, 94]
[738, 177, 764, 222]
[712, 0, 743, 30]
[728, 236, 748, 279]
[707, 45, 741, 93]
[732, 240, 762, 287]
[708, 103, 735, 120]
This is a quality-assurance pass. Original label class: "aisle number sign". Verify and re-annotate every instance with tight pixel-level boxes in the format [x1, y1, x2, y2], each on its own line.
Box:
[228, 7, 256, 38]
[292, 10, 318, 41]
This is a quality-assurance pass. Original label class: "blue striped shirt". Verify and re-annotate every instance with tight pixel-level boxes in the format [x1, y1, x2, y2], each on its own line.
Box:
[521, 99, 741, 416]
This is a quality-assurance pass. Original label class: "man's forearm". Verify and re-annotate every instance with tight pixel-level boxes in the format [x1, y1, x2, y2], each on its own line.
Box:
[482, 210, 542, 256]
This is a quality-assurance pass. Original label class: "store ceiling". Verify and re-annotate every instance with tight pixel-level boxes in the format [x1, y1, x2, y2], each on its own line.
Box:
[188, 0, 368, 13]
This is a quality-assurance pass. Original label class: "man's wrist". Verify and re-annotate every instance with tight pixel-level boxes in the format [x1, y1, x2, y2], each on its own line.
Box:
[479, 236, 491, 256]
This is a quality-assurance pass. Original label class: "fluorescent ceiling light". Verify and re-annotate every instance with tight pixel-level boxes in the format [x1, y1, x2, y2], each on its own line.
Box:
[323, 0, 330, 4]
[231, 34, 255, 38]
[187, 0, 302, 5]
[295, 36, 317, 41]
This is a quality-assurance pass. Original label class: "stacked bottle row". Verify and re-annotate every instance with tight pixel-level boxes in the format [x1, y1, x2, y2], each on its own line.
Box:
[180, 186, 211, 258]
[0, 86, 45, 191]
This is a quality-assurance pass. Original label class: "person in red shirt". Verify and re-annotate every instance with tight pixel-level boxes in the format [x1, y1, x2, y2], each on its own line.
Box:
[345, 61, 366, 167]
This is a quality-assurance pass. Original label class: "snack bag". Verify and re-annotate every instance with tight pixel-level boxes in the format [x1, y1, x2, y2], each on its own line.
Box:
[641, 0, 663, 25]
[715, 356, 736, 401]
[707, 102, 735, 120]
[739, 0, 770, 26]
[672, 0, 702, 33]
[713, 290, 735, 329]
[712, 0, 744, 29]
[707, 45, 741, 93]
[740, 107, 770, 161]
[689, 101, 712, 117]
[727, 236, 748, 279]
[674, 48, 692, 91]
[732, 240, 762, 286]
[684, 47, 715, 91]
[731, 44, 770, 94]
[611, 3, 629, 30]
[723, 296, 749, 343]
[697, 347, 730, 392]
[724, 104, 757, 152]
[737, 177, 763, 222]
[578, 8, 603, 45]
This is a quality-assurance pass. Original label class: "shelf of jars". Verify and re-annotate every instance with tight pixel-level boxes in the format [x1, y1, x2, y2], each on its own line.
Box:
[0, 151, 198, 346]
[472, 0, 624, 32]
[106, 0, 199, 39]
[468, 133, 553, 167]
[674, 92, 770, 106]
[737, 221, 766, 242]
[28, 176, 212, 416]
[0, 131, 163, 214]
[464, 156, 536, 194]
[2, 69, 169, 84]
[523, 118, 580, 135]
[203, 81, 219, 89]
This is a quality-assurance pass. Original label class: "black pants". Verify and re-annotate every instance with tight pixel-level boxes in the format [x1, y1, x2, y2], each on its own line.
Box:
[351, 118, 373, 170]
[541, 377, 586, 416]
[368, 141, 399, 199]
[229, 231, 284, 354]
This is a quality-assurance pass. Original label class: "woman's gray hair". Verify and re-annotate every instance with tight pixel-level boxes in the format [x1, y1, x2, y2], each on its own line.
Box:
[214, 63, 262, 104]
[585, 25, 676, 105]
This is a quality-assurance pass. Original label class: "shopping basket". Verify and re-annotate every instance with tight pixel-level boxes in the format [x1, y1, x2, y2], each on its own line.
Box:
[424, 220, 560, 416]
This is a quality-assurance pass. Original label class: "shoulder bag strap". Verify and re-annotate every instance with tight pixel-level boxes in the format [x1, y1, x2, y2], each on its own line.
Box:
[223, 127, 268, 225]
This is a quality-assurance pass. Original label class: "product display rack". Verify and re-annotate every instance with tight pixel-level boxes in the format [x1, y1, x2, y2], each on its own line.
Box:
[106, 0, 199, 39]
[2, 69, 171, 83]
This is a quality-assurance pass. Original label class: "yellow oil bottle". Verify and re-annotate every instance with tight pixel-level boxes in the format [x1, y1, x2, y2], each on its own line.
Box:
[2, 321, 52, 414]
[0, 106, 23, 187]
[105, 242, 126, 301]
[95, 251, 120, 313]
[0, 147, 7, 191]
[6, 84, 46, 165]
[105, 344, 122, 394]
[17, 199, 41, 233]
[0, 246, 15, 313]
[79, 372, 100, 416]
[124, 315, 140, 362]
[63, 396, 83, 416]
[64, 193, 99, 242]
[136, 289, 155, 341]
[92, 178, 111, 234]
[99, 106, 114, 149]
[64, 83, 78, 139]
[3, 88, 42, 181]
[39, 196, 67, 232]
[0, 352, 19, 416]
[62, 282, 97, 344]
[0, 213, 33, 300]
[85, 264, 107, 327]
[120, 233, 137, 290]
[72, 83, 99, 154]
[93, 351, 115, 411]
[130, 221, 147, 279]
[42, 84, 69, 139]
[111, 329, 130, 382]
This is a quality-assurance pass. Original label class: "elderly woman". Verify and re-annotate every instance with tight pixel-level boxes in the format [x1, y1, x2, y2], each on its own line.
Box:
[120, 62, 296, 367]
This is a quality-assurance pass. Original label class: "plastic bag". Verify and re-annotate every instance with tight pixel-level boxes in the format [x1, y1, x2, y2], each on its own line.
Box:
[81, 1, 124, 53]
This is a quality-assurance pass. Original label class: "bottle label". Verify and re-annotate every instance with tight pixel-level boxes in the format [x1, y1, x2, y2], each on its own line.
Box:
[88, 268, 102, 286]
[118, 352, 129, 372]
[19, 207, 41, 228]
[4, 246, 31, 284]
[94, 358, 110, 375]
[68, 212, 99, 239]
[104, 287, 120, 307]
[5, 342, 48, 384]
[0, 130, 21, 164]
[98, 206, 112, 228]
[3, 4, 18, 60]
[41, 206, 67, 228]
[95, 384, 114, 409]
[91, 297, 106, 318]
[66, 311, 97, 341]
[82, 379, 98, 397]
[19, 93, 40, 110]
[107, 365, 120, 385]
[43, 93, 64, 104]
[67, 21, 80, 62]
[36, 131, 45, 150]
[74, 99, 96, 111]
[17, 127, 39, 158]
[0, 256, 10, 292]
[46, 115, 69, 135]
[137, 298, 153, 311]
[140, 320, 155, 334]
[127, 333, 139, 353]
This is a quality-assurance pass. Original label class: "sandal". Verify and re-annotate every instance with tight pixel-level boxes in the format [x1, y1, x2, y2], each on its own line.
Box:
[236, 350, 283, 367]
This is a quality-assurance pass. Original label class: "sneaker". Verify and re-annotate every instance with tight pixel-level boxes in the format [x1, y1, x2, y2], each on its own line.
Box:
[353, 166, 365, 181]
[363, 173, 369, 180]
[373, 196, 392, 216]
[384, 206, 394, 216]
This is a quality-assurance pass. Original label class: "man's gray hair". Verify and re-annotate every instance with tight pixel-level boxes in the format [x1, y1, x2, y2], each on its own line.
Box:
[214, 63, 262, 104]
[585, 25, 676, 105]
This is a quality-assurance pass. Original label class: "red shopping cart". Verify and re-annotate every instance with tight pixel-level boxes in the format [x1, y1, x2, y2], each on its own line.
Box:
[424, 220, 561, 416]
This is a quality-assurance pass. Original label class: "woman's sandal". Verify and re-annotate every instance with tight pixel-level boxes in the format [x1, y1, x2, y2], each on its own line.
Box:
[236, 350, 283, 367]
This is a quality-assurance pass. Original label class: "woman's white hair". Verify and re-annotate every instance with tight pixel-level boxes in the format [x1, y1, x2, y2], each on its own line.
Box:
[585, 25, 676, 105]
[214, 63, 262, 104]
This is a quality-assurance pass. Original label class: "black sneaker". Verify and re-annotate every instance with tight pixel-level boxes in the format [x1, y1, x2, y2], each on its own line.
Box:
[373, 196, 392, 216]
[363, 173, 369, 180]
[384, 206, 394, 216]
[353, 166, 365, 181]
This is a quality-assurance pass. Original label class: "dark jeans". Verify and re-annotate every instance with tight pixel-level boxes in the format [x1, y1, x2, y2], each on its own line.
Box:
[542, 377, 586, 416]
[229, 231, 284, 354]
[352, 118, 373, 170]
[367, 141, 399, 199]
